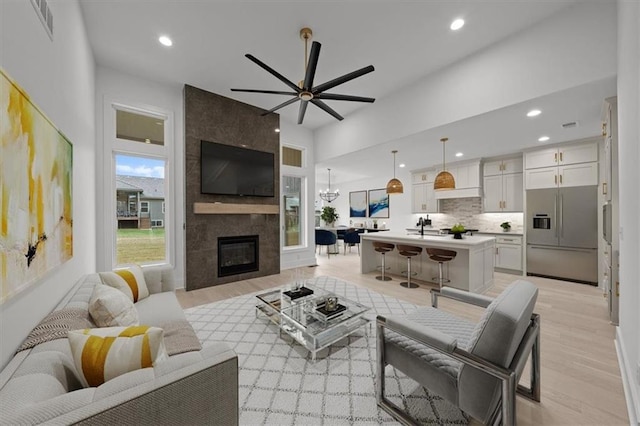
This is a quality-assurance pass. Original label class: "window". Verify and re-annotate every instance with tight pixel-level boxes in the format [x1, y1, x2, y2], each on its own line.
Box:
[282, 146, 303, 167]
[116, 109, 164, 146]
[283, 176, 303, 247]
[115, 153, 167, 265]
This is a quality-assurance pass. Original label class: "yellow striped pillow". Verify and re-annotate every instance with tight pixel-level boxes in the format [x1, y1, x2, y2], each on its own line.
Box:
[68, 326, 167, 387]
[99, 264, 149, 302]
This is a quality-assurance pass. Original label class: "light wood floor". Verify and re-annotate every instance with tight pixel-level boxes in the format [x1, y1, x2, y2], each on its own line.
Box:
[176, 249, 629, 425]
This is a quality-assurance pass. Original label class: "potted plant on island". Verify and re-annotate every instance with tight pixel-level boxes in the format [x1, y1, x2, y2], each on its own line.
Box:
[500, 221, 512, 232]
[320, 206, 339, 227]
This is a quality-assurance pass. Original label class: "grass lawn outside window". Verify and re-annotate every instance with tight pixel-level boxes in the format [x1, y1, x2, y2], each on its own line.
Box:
[117, 228, 165, 264]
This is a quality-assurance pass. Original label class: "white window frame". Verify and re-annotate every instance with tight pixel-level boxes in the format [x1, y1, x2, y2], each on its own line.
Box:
[140, 201, 150, 213]
[151, 219, 163, 228]
[281, 144, 308, 251]
[101, 97, 174, 269]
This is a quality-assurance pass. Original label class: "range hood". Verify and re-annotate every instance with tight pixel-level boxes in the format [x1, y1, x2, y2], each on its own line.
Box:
[435, 187, 482, 199]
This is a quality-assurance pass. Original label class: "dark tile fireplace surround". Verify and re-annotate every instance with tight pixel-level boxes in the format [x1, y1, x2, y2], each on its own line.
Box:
[184, 85, 280, 291]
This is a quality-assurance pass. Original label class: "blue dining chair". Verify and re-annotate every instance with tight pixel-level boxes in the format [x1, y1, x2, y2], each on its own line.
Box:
[343, 229, 361, 255]
[315, 229, 337, 258]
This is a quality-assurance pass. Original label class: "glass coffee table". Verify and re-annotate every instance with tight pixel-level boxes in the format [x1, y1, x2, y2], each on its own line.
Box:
[255, 284, 371, 361]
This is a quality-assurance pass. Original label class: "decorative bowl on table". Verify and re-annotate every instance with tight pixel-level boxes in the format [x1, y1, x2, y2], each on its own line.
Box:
[450, 224, 466, 239]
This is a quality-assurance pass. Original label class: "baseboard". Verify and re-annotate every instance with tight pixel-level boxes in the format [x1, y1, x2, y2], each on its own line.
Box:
[615, 327, 639, 425]
[280, 253, 317, 270]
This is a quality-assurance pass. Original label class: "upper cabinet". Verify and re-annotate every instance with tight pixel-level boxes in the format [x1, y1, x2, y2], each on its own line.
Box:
[483, 157, 523, 212]
[524, 141, 598, 189]
[412, 170, 438, 213]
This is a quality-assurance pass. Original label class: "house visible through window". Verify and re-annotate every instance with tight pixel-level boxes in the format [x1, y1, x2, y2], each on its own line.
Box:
[115, 154, 166, 264]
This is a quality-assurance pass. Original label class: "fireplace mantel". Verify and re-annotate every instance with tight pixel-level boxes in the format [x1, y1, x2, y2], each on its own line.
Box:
[194, 202, 279, 215]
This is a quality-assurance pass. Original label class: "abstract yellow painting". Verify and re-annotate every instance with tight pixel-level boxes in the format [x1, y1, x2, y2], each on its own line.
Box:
[0, 69, 73, 304]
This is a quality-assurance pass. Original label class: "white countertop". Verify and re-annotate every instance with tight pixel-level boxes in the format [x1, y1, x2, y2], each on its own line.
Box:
[361, 232, 495, 248]
[405, 228, 523, 236]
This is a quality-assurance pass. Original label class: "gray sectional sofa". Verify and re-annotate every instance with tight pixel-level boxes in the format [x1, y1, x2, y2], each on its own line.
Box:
[0, 266, 238, 425]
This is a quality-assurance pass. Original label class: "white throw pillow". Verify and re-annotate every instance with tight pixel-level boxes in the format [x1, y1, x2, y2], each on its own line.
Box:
[89, 284, 139, 327]
[68, 326, 167, 387]
[99, 264, 149, 302]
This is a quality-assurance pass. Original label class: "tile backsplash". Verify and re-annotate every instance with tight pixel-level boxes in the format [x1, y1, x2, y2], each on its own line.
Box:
[413, 197, 524, 233]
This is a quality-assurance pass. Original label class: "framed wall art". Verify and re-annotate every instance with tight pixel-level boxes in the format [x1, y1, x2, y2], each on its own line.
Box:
[368, 189, 389, 218]
[349, 190, 367, 217]
[1, 68, 74, 304]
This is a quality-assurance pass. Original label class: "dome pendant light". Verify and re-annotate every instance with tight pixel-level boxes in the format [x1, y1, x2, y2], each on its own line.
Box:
[434, 137, 455, 190]
[386, 150, 404, 194]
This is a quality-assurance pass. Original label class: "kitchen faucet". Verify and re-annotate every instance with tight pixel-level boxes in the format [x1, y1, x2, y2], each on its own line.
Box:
[416, 217, 426, 236]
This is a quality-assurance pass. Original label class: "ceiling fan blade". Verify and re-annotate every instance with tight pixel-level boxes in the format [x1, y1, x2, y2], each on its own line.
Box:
[297, 100, 309, 125]
[245, 54, 300, 92]
[302, 41, 321, 90]
[315, 93, 375, 103]
[311, 99, 344, 121]
[312, 65, 375, 94]
[230, 89, 297, 96]
[260, 97, 300, 116]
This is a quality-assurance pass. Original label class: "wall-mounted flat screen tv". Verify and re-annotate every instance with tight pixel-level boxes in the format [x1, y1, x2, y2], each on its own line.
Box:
[200, 140, 275, 197]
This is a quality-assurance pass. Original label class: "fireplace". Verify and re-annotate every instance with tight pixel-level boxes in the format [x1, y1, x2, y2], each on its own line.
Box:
[218, 235, 259, 277]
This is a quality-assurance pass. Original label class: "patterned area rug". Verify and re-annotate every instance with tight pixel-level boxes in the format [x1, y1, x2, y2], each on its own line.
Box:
[184, 276, 468, 425]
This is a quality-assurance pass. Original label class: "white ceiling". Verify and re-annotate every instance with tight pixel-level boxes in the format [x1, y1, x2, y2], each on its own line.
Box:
[79, 0, 615, 185]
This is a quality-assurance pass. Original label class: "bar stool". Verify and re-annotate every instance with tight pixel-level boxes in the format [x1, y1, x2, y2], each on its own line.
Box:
[373, 241, 395, 281]
[426, 248, 457, 289]
[397, 244, 423, 289]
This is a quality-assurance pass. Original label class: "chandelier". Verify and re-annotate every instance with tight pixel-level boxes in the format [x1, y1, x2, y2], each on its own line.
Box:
[319, 168, 340, 203]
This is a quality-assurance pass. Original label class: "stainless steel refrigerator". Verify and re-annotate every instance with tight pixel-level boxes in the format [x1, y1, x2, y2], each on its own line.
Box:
[526, 186, 598, 284]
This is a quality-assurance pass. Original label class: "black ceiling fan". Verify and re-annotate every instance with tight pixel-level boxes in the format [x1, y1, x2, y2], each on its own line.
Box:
[231, 27, 375, 125]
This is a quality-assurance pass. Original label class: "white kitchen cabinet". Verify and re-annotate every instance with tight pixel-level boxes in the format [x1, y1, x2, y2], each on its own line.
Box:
[525, 162, 598, 189]
[483, 157, 523, 212]
[411, 172, 438, 213]
[559, 162, 598, 187]
[412, 170, 437, 184]
[495, 235, 522, 271]
[525, 142, 597, 170]
[524, 141, 598, 189]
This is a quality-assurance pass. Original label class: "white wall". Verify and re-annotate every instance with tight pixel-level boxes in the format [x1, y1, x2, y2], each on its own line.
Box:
[316, 167, 413, 232]
[95, 66, 185, 286]
[0, 0, 96, 368]
[616, 1, 640, 423]
[279, 120, 317, 269]
[314, 1, 617, 163]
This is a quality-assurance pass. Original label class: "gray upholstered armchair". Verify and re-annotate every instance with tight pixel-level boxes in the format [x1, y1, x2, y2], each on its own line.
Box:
[376, 280, 541, 425]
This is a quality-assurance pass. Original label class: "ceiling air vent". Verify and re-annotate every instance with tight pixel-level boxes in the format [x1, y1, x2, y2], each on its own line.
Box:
[30, 0, 54, 40]
[562, 121, 579, 129]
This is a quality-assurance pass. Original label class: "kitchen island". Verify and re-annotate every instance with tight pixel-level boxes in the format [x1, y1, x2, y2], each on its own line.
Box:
[360, 232, 496, 293]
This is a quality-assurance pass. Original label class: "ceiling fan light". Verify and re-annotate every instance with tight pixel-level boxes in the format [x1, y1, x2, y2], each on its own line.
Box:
[434, 171, 455, 190]
[299, 92, 313, 101]
[386, 178, 404, 194]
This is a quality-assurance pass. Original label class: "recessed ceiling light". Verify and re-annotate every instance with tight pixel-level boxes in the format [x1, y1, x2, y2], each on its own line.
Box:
[399, 163, 406, 168]
[450, 18, 465, 31]
[158, 36, 173, 47]
[538, 136, 550, 142]
[455, 152, 463, 157]
[527, 109, 541, 117]
[274, 128, 280, 133]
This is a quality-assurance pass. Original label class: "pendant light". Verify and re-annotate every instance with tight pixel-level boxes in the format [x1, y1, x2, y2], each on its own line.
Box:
[434, 137, 455, 190]
[386, 150, 404, 194]
[319, 168, 340, 202]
